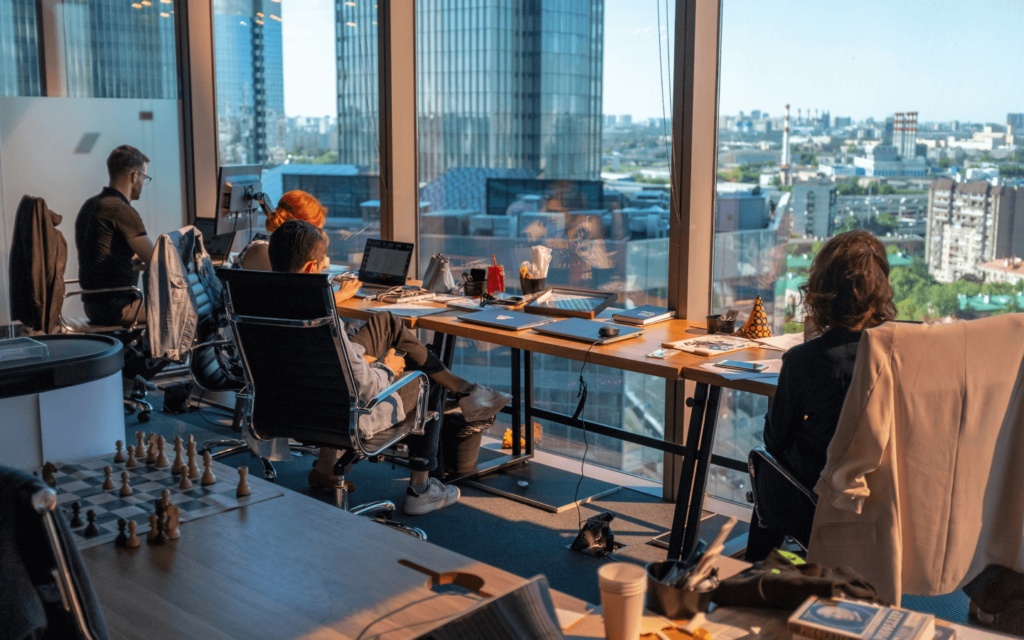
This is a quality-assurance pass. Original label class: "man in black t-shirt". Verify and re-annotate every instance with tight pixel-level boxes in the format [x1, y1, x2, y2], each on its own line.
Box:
[75, 145, 156, 326]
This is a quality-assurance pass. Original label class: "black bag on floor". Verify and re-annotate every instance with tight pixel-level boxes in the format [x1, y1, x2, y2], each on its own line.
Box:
[437, 412, 485, 478]
[162, 380, 193, 415]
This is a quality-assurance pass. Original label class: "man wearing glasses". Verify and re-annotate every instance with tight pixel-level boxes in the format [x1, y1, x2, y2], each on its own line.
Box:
[75, 145, 156, 326]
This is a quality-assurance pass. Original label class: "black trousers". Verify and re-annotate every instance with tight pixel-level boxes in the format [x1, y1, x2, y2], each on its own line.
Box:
[350, 312, 446, 472]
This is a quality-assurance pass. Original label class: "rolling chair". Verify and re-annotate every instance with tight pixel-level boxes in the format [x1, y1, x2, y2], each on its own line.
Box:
[745, 446, 818, 556]
[0, 465, 111, 640]
[217, 268, 436, 539]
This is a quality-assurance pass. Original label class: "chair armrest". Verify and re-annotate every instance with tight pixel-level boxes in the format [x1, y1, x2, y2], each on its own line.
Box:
[352, 371, 431, 456]
[355, 370, 429, 415]
[191, 339, 233, 349]
[748, 446, 818, 504]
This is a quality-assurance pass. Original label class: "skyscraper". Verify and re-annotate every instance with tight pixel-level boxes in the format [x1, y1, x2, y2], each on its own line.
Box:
[892, 112, 918, 159]
[0, 0, 42, 96]
[336, 0, 604, 183]
[214, 0, 285, 166]
[1009, 113, 1024, 130]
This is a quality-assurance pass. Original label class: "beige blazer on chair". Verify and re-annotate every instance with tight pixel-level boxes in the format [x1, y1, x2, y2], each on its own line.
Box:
[808, 315, 1024, 605]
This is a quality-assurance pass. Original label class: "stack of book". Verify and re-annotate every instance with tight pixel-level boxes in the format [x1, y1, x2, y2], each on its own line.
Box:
[788, 597, 948, 640]
[612, 306, 676, 326]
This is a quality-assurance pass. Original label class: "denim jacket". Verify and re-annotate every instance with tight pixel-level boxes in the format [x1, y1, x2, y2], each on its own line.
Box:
[145, 226, 222, 362]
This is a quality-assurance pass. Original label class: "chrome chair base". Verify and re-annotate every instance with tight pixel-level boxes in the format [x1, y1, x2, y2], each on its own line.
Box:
[332, 474, 427, 540]
[123, 397, 153, 423]
[202, 440, 320, 481]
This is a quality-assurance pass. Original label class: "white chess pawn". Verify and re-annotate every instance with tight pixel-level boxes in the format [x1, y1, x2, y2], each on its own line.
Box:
[145, 434, 158, 465]
[119, 471, 132, 497]
[236, 466, 251, 497]
[135, 431, 146, 459]
[113, 440, 126, 463]
[179, 470, 192, 490]
[102, 466, 115, 491]
[201, 451, 216, 485]
[125, 445, 139, 469]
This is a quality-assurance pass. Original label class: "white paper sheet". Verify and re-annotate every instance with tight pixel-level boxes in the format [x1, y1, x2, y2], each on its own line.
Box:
[753, 333, 805, 351]
[368, 304, 450, 318]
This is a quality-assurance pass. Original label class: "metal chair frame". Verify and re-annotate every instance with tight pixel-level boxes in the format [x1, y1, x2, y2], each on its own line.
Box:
[223, 276, 432, 539]
[747, 446, 818, 552]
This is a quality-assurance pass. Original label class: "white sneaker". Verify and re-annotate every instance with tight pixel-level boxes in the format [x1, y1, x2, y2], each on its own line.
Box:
[458, 384, 512, 424]
[404, 478, 460, 515]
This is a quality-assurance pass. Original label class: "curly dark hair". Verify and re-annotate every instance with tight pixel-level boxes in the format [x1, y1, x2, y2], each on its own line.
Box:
[801, 230, 897, 332]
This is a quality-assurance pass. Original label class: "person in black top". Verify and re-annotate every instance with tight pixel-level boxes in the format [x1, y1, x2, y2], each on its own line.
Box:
[746, 230, 896, 561]
[75, 145, 156, 326]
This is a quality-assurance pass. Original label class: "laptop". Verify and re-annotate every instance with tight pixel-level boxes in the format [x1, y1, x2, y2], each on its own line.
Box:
[355, 239, 416, 296]
[457, 309, 558, 331]
[531, 318, 645, 345]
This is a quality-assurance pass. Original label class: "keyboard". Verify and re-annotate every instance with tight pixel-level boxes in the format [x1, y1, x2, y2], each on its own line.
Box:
[357, 284, 422, 298]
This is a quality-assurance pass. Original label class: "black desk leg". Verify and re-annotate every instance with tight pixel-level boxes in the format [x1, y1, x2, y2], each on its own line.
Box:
[511, 348, 522, 457]
[666, 382, 723, 561]
[524, 350, 534, 456]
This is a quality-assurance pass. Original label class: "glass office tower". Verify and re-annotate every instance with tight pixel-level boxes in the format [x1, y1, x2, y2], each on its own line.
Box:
[337, 0, 603, 183]
[0, 0, 42, 96]
[214, 0, 286, 166]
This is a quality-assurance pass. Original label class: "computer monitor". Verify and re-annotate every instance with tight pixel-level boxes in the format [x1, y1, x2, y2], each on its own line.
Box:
[357, 238, 414, 286]
[214, 164, 263, 236]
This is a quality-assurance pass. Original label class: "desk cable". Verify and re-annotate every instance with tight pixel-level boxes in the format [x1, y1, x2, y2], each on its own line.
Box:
[573, 342, 597, 532]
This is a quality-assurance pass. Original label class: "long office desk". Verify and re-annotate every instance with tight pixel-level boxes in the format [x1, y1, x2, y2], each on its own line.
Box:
[80, 485, 593, 640]
[336, 298, 780, 563]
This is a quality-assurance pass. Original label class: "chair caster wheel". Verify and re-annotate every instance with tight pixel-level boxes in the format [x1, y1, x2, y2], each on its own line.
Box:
[137, 411, 151, 423]
[124, 405, 136, 415]
[263, 469, 277, 481]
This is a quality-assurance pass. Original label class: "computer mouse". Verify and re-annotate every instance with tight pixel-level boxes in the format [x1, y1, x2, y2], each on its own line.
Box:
[598, 325, 620, 338]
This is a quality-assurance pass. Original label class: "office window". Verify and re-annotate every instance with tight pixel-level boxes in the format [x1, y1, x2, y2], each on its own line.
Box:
[0, 0, 42, 96]
[709, 0, 1024, 503]
[411, 0, 674, 481]
[213, 0, 380, 264]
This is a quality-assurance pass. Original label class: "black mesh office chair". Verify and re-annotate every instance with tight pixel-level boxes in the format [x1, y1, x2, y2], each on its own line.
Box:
[217, 268, 435, 538]
[746, 446, 818, 553]
[0, 465, 111, 640]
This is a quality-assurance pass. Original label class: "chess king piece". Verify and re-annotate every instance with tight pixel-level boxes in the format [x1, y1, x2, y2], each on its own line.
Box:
[41, 462, 58, 488]
[125, 445, 139, 469]
[119, 471, 133, 497]
[83, 510, 99, 538]
[155, 435, 170, 468]
[165, 503, 180, 540]
[187, 441, 200, 479]
[102, 466, 115, 491]
[171, 436, 185, 474]
[146, 433, 159, 465]
[236, 466, 251, 497]
[126, 521, 141, 548]
[178, 470, 193, 490]
[135, 431, 146, 459]
[201, 451, 216, 485]
[113, 440, 126, 463]
[69, 502, 83, 528]
[735, 295, 772, 340]
[115, 518, 129, 547]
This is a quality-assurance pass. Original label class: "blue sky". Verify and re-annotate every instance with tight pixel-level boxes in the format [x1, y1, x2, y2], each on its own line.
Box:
[281, 0, 1024, 125]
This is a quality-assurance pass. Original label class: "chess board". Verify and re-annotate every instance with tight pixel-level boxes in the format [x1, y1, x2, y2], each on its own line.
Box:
[40, 450, 284, 549]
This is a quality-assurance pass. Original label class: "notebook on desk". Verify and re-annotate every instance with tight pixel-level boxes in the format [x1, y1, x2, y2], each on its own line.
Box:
[457, 309, 557, 331]
[531, 318, 645, 345]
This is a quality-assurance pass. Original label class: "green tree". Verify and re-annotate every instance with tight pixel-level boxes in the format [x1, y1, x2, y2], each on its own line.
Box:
[875, 212, 898, 231]
[835, 216, 857, 233]
[846, 144, 857, 153]
[937, 157, 953, 169]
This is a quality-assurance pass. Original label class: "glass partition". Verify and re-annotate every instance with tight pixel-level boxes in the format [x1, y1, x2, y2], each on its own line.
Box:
[708, 0, 1024, 503]
[213, 0, 380, 267]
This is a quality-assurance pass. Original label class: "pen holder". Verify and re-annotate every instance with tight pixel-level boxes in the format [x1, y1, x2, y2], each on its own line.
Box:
[519, 276, 546, 295]
[464, 279, 486, 297]
[706, 315, 736, 335]
[645, 560, 713, 619]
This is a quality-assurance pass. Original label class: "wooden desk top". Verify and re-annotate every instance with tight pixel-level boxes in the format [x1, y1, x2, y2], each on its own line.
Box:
[337, 298, 781, 395]
[80, 489, 590, 640]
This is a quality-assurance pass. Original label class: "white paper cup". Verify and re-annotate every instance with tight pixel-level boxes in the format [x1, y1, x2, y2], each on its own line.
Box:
[598, 562, 648, 640]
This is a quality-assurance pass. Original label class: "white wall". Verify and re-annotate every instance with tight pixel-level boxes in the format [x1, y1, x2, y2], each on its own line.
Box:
[0, 97, 186, 324]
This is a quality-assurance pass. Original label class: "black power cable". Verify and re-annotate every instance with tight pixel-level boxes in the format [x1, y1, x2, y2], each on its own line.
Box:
[573, 342, 597, 531]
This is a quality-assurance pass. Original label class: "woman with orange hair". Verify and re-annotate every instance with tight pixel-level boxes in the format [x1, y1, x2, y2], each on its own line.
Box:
[237, 190, 328, 271]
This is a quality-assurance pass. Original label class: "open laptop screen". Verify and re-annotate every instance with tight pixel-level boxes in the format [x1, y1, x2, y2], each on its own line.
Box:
[358, 239, 414, 286]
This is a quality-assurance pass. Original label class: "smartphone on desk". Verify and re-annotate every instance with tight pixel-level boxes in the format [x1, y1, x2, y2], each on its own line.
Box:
[714, 360, 767, 372]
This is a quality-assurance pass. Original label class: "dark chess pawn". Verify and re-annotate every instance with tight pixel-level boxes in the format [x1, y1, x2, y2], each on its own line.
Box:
[69, 502, 83, 528]
[83, 510, 99, 538]
[114, 518, 129, 547]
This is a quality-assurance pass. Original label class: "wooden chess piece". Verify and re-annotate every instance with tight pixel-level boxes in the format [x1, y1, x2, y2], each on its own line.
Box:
[187, 441, 200, 479]
[83, 510, 99, 538]
[114, 518, 129, 547]
[151, 514, 168, 545]
[147, 515, 160, 543]
[102, 466, 115, 490]
[178, 470, 193, 490]
[119, 471, 132, 497]
[125, 445, 139, 469]
[135, 431, 146, 459]
[113, 440, 126, 463]
[165, 503, 180, 540]
[70, 501, 83, 528]
[171, 436, 185, 474]
[160, 489, 172, 515]
[41, 462, 57, 488]
[126, 521, 141, 548]
[201, 451, 216, 485]
[155, 435, 170, 468]
[146, 433, 158, 465]
[236, 466, 251, 497]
